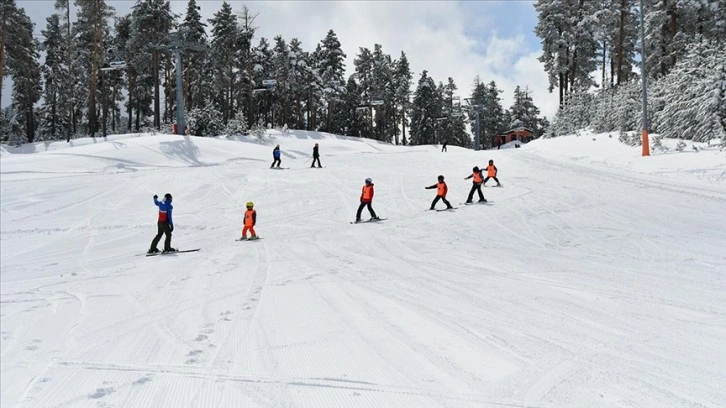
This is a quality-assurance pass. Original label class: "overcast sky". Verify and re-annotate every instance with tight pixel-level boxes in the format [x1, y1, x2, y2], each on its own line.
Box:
[7, 0, 558, 120]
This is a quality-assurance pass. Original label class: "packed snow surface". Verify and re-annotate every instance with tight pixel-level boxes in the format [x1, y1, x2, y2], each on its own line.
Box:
[1, 130, 725, 408]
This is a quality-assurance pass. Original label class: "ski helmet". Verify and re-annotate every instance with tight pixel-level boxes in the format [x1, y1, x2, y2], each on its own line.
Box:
[438, 175, 444, 181]
[473, 166, 479, 172]
[365, 178, 372, 184]
[489, 159, 494, 164]
[246, 201, 254, 208]
[164, 193, 172, 201]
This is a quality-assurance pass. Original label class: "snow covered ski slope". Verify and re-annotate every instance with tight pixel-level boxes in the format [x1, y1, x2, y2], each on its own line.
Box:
[1, 130, 725, 408]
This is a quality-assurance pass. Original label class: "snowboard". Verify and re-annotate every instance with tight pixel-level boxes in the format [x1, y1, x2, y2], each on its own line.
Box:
[145, 248, 200, 257]
[350, 218, 387, 224]
[236, 237, 262, 241]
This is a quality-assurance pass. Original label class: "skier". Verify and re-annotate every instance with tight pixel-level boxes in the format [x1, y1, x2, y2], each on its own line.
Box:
[425, 175, 454, 210]
[482, 159, 502, 186]
[464, 166, 487, 203]
[148, 193, 175, 254]
[355, 178, 380, 222]
[441, 141, 447, 152]
[311, 143, 322, 168]
[240, 201, 258, 240]
[271, 144, 281, 168]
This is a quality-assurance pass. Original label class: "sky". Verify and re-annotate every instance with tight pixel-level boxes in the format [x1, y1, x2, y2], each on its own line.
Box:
[2, 129, 725, 407]
[7, 0, 558, 121]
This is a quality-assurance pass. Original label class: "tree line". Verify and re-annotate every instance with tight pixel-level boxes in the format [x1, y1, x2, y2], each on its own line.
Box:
[535, 0, 725, 145]
[1, 0, 547, 148]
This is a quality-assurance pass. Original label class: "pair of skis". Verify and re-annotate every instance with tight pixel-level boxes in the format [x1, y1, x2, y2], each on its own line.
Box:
[350, 218, 387, 224]
[144, 249, 200, 257]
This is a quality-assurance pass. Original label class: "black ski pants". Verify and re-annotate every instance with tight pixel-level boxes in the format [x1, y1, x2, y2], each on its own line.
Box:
[312, 156, 322, 167]
[466, 183, 485, 202]
[430, 195, 453, 209]
[356, 202, 377, 220]
[271, 158, 281, 168]
[150, 222, 173, 251]
[483, 176, 500, 185]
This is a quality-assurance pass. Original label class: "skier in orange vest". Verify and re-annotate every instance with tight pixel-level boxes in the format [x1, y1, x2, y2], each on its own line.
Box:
[464, 166, 487, 203]
[482, 159, 502, 186]
[355, 178, 380, 222]
[425, 175, 454, 210]
[239, 201, 258, 240]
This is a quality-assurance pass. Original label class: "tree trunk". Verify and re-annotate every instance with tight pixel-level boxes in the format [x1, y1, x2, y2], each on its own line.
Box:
[616, 0, 626, 85]
[0, 4, 7, 111]
[153, 50, 160, 129]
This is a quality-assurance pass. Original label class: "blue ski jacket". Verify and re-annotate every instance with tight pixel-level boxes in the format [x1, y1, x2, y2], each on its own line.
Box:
[154, 197, 173, 225]
[273, 146, 281, 159]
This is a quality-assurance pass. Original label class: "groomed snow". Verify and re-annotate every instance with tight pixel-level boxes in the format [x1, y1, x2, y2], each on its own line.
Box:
[1, 130, 725, 408]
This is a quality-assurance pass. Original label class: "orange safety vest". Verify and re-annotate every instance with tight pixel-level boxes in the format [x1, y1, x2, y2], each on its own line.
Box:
[473, 171, 482, 183]
[437, 181, 448, 197]
[244, 209, 256, 227]
[361, 184, 374, 202]
[487, 164, 497, 177]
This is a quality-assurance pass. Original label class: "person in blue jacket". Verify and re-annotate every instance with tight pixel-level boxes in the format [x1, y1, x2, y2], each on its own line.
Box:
[148, 193, 175, 254]
[271, 144, 281, 168]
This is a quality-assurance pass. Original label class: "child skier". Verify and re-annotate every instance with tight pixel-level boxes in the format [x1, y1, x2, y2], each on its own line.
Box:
[271, 144, 282, 168]
[355, 178, 380, 222]
[464, 166, 487, 203]
[148, 193, 175, 254]
[240, 201, 258, 240]
[483, 159, 502, 186]
[425, 175, 454, 210]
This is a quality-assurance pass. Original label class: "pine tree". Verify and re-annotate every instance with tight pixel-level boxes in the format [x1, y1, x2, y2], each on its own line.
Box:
[652, 41, 726, 143]
[392, 51, 412, 145]
[74, 0, 115, 136]
[6, 6, 41, 143]
[0, 0, 18, 113]
[180, 0, 208, 112]
[509, 86, 543, 136]
[535, 0, 599, 105]
[317, 29, 346, 134]
[39, 13, 70, 140]
[236, 6, 257, 126]
[287, 38, 307, 129]
[127, 0, 172, 131]
[371, 44, 395, 142]
[272, 35, 290, 127]
[251, 37, 274, 127]
[410, 70, 440, 145]
[208, 1, 238, 123]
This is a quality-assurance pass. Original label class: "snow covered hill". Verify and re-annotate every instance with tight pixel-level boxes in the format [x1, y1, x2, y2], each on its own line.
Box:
[1, 130, 725, 408]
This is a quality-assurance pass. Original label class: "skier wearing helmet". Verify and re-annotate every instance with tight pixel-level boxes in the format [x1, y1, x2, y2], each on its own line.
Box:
[240, 201, 258, 240]
[355, 178, 380, 223]
[425, 175, 454, 210]
[148, 193, 175, 254]
[464, 166, 487, 203]
[482, 159, 501, 186]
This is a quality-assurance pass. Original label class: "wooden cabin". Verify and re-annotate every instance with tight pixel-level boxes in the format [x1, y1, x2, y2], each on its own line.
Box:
[494, 127, 535, 147]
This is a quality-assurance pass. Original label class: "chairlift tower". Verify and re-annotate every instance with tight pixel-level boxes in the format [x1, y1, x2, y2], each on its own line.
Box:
[464, 98, 483, 151]
[165, 32, 205, 135]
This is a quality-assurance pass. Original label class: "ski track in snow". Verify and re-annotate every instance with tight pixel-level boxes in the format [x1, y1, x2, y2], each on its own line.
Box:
[1, 131, 725, 408]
